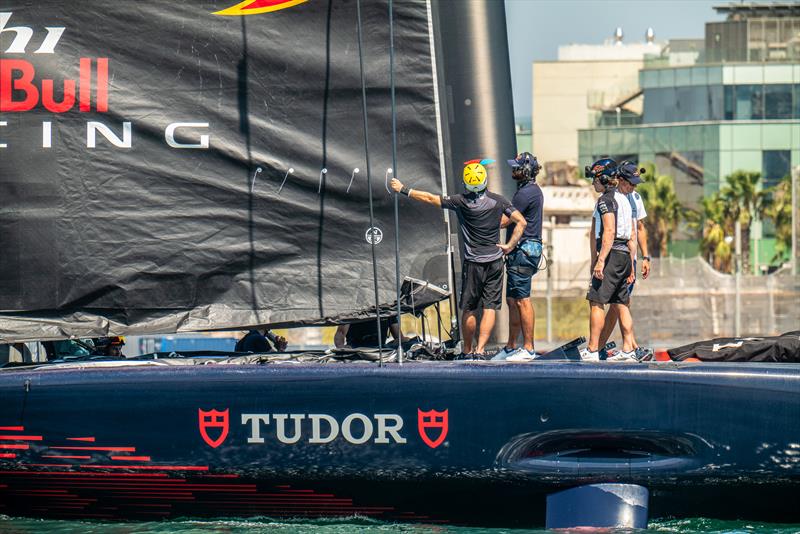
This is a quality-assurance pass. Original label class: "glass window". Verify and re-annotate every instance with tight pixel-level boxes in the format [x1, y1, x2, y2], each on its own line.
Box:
[643, 87, 676, 123]
[708, 85, 724, 120]
[762, 150, 790, 189]
[676, 86, 709, 122]
[655, 151, 704, 209]
[675, 68, 691, 86]
[724, 86, 735, 120]
[691, 67, 708, 86]
[641, 69, 659, 89]
[795, 84, 800, 119]
[764, 84, 793, 119]
[734, 85, 764, 120]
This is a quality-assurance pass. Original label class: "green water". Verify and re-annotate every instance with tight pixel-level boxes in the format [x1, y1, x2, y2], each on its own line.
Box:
[1, 516, 799, 533]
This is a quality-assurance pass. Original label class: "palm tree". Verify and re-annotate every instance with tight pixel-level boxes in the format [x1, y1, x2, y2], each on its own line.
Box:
[763, 174, 792, 263]
[719, 171, 771, 273]
[636, 171, 683, 258]
[692, 193, 733, 272]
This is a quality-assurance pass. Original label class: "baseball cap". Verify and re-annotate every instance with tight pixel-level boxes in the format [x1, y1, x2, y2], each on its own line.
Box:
[618, 161, 645, 184]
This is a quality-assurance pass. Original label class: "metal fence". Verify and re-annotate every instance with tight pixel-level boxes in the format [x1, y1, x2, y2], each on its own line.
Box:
[531, 256, 800, 347]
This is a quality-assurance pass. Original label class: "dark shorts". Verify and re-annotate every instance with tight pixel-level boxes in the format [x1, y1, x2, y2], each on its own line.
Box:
[461, 258, 504, 311]
[506, 240, 542, 299]
[587, 249, 631, 305]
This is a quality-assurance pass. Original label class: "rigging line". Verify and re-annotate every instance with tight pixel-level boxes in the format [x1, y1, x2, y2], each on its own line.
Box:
[277, 167, 294, 194]
[347, 168, 360, 193]
[250, 167, 262, 193]
[318, 168, 328, 194]
[356, 0, 384, 365]
[388, 0, 404, 365]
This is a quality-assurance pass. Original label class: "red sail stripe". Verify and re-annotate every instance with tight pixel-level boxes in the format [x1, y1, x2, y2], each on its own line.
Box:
[65, 437, 96, 442]
[7, 489, 69, 493]
[110, 456, 151, 461]
[0, 470, 168, 477]
[0, 444, 28, 449]
[0, 426, 24, 431]
[0, 435, 42, 440]
[80, 464, 209, 471]
[42, 455, 91, 459]
[49, 446, 135, 451]
[0, 453, 16, 458]
[242, 0, 296, 10]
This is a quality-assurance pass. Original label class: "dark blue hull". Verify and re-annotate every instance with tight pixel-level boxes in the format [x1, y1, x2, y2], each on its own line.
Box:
[1, 361, 799, 525]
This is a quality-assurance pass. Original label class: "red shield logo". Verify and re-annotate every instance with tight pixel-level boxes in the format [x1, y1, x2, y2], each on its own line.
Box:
[417, 408, 448, 449]
[198, 408, 229, 448]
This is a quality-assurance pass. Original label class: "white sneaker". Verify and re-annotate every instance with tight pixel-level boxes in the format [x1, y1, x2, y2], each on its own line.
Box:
[491, 346, 516, 361]
[608, 350, 638, 362]
[506, 349, 541, 362]
[580, 349, 600, 362]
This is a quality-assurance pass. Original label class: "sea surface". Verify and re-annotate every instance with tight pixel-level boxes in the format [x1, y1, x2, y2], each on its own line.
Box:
[1, 516, 799, 533]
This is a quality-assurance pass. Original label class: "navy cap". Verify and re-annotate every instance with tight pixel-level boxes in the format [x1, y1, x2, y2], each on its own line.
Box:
[618, 162, 645, 184]
[507, 152, 536, 168]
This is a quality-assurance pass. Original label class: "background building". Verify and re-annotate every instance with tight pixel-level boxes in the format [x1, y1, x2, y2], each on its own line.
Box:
[532, 28, 662, 180]
[579, 2, 800, 269]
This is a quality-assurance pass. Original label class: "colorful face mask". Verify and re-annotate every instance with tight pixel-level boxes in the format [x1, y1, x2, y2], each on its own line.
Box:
[462, 158, 494, 193]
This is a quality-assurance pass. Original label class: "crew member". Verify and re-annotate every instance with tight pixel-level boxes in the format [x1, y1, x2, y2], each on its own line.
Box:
[584, 158, 636, 361]
[235, 328, 288, 353]
[390, 159, 526, 357]
[334, 316, 404, 348]
[92, 336, 127, 358]
[494, 152, 544, 361]
[598, 161, 651, 360]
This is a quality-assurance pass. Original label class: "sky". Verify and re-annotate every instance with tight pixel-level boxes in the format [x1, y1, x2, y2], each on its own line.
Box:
[505, 0, 728, 122]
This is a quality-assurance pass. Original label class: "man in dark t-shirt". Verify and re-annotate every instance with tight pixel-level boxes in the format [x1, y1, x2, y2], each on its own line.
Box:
[334, 316, 401, 348]
[235, 329, 288, 353]
[390, 159, 527, 357]
[494, 152, 544, 361]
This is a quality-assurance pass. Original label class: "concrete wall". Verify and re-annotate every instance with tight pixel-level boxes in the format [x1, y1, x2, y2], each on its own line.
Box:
[533, 60, 643, 165]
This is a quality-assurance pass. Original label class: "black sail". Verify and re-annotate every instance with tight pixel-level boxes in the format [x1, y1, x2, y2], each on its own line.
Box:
[0, 0, 452, 341]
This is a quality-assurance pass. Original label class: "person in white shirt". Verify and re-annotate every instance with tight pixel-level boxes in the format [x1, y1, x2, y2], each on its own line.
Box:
[584, 158, 636, 362]
[598, 161, 652, 361]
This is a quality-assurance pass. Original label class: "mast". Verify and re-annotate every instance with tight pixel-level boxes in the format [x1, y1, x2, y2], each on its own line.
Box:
[430, 0, 518, 344]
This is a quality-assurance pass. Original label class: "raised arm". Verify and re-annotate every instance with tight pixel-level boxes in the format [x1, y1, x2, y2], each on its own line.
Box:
[390, 178, 441, 207]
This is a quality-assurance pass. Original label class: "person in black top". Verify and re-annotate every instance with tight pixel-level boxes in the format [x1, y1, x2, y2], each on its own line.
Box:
[495, 152, 544, 361]
[235, 329, 288, 353]
[91, 336, 126, 358]
[390, 159, 526, 357]
[584, 158, 636, 362]
[333, 316, 403, 348]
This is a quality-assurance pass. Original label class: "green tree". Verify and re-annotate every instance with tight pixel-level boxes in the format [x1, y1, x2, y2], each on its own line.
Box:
[763, 174, 793, 263]
[636, 169, 683, 258]
[689, 193, 733, 272]
[719, 171, 771, 273]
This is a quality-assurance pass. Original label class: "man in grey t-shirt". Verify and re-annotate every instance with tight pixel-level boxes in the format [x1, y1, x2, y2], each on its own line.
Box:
[390, 159, 526, 356]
